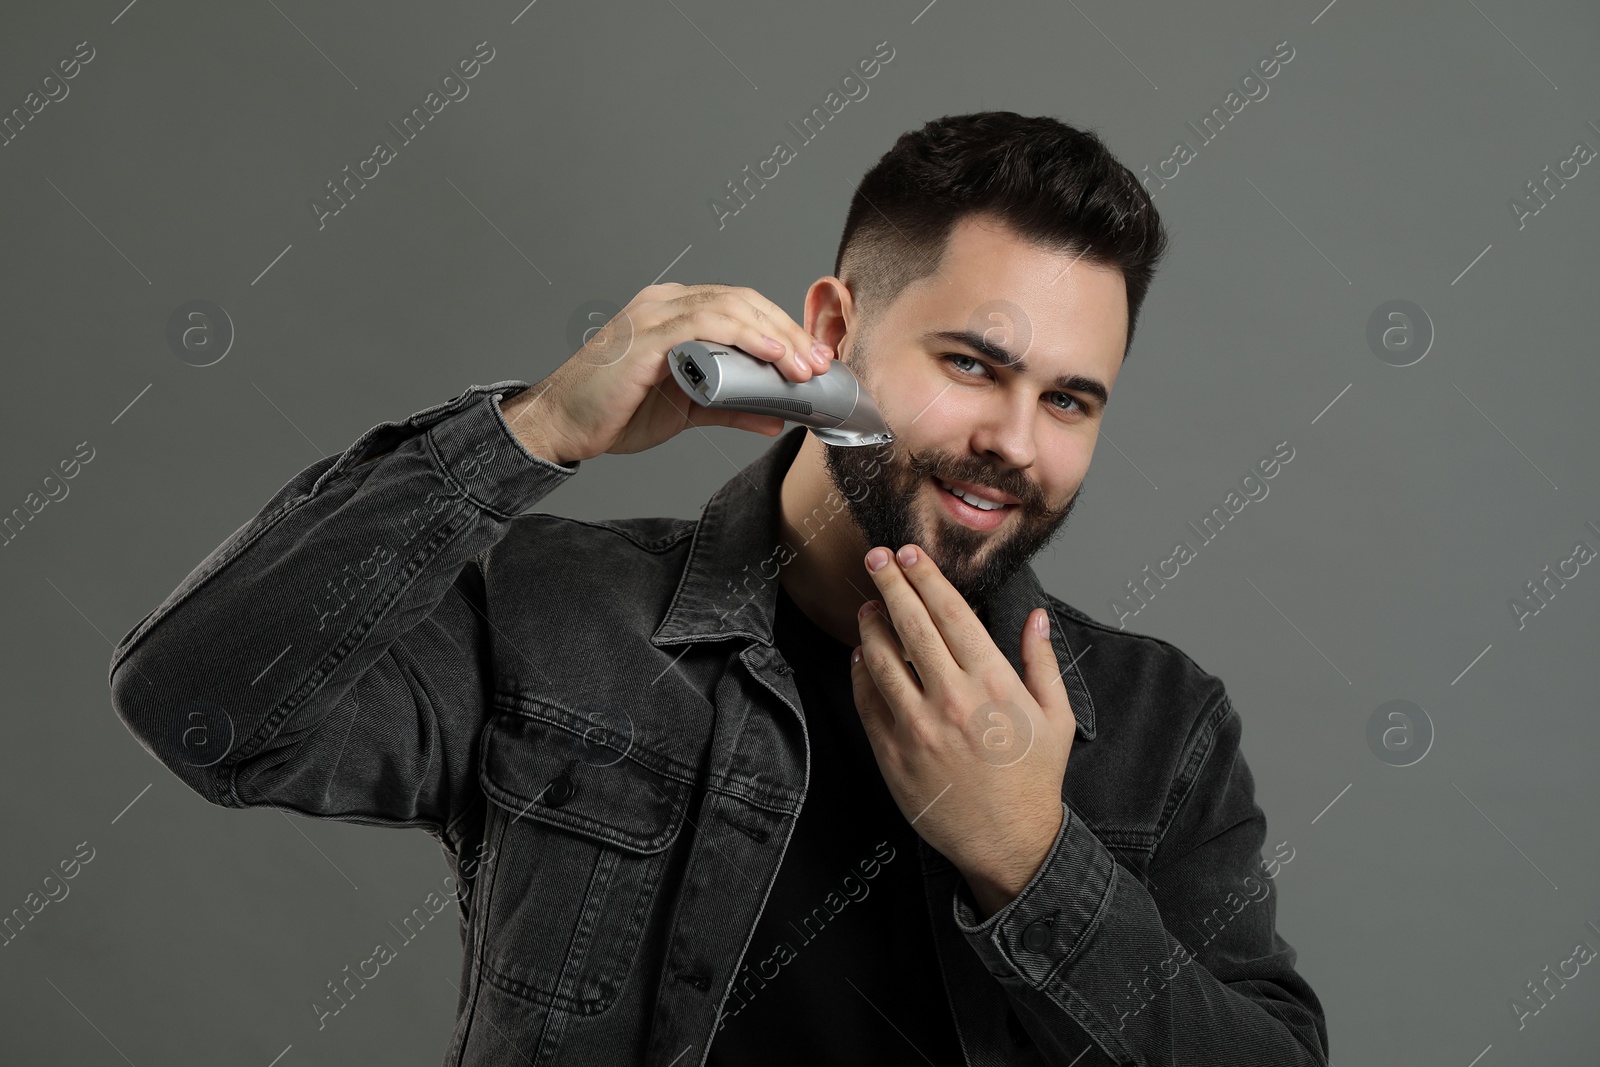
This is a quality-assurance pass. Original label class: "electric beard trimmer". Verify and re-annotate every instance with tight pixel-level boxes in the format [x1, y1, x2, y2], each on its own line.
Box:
[666, 340, 895, 447]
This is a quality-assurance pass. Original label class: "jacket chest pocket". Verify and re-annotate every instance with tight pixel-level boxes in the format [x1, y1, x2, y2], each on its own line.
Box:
[475, 709, 690, 1015]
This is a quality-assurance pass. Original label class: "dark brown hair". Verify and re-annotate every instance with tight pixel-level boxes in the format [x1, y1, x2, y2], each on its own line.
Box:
[834, 111, 1169, 359]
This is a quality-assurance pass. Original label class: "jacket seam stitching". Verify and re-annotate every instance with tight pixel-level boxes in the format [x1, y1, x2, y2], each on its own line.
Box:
[387, 641, 449, 836]
[1150, 690, 1233, 859]
[219, 495, 481, 801]
[109, 486, 315, 675]
[490, 697, 704, 787]
[110, 392, 492, 675]
[452, 777, 508, 1061]
[1044, 593, 1100, 734]
[1036, 863, 1137, 1061]
[1047, 591, 1225, 685]
[425, 427, 531, 521]
[542, 516, 697, 554]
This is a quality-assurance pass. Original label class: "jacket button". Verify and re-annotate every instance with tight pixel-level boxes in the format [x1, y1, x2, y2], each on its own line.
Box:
[545, 772, 576, 807]
[773, 661, 791, 675]
[1021, 920, 1052, 953]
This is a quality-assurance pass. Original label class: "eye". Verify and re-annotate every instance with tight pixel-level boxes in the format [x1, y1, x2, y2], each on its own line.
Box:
[940, 354, 1090, 418]
[943, 353, 988, 378]
[1048, 392, 1085, 415]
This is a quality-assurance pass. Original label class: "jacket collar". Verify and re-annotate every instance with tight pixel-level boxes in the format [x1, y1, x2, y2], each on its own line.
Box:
[652, 427, 1097, 741]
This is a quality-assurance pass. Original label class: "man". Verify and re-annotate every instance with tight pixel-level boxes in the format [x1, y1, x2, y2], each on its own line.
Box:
[110, 111, 1329, 1065]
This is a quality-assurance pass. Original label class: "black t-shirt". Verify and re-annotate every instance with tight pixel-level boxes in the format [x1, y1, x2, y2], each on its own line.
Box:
[705, 583, 966, 1066]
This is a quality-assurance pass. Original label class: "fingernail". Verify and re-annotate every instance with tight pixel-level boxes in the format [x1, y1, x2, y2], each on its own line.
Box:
[896, 545, 918, 567]
[866, 548, 890, 571]
[763, 335, 785, 354]
[810, 340, 831, 366]
[851, 645, 862, 664]
[794, 352, 809, 374]
[1036, 611, 1049, 637]
[858, 601, 877, 619]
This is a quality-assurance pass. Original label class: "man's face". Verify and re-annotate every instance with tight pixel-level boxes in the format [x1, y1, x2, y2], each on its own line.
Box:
[820, 214, 1128, 611]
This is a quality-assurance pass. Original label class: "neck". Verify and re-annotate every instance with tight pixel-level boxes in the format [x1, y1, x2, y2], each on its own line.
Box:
[777, 433, 876, 647]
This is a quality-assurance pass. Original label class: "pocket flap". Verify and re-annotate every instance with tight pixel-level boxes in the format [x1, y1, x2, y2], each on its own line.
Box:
[479, 710, 689, 855]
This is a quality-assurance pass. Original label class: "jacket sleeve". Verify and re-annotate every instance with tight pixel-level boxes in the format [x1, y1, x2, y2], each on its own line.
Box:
[107, 381, 578, 848]
[951, 692, 1330, 1066]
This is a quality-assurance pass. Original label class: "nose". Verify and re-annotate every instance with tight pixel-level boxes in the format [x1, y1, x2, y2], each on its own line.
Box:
[968, 392, 1038, 473]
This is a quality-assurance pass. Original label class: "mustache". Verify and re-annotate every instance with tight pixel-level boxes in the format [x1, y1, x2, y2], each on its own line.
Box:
[904, 450, 1040, 510]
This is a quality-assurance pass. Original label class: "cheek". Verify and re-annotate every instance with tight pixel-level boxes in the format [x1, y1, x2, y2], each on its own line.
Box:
[890, 381, 983, 434]
[1040, 454, 1090, 507]
[1076, 448, 1097, 487]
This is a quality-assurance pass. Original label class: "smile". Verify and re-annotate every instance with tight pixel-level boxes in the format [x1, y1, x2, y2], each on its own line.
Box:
[931, 475, 1016, 531]
[937, 477, 1008, 510]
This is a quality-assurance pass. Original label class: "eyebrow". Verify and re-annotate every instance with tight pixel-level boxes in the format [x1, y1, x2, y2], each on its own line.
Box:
[923, 329, 1110, 412]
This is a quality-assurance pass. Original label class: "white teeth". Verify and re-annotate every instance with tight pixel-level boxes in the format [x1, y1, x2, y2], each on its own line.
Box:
[937, 478, 1007, 511]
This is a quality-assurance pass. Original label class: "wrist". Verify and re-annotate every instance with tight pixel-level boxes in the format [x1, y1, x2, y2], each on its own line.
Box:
[956, 808, 1065, 920]
[962, 873, 1022, 922]
[498, 390, 578, 466]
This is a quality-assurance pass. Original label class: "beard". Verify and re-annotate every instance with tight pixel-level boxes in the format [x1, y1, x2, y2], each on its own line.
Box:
[820, 379, 1083, 613]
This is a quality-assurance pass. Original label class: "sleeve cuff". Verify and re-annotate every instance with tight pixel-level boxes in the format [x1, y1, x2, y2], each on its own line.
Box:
[424, 381, 581, 517]
[952, 801, 1118, 984]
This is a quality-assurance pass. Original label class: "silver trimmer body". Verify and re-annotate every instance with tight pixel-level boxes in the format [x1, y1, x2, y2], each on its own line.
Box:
[666, 340, 895, 447]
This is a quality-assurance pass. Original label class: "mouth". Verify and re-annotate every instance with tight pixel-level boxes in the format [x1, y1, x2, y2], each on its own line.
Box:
[930, 475, 1017, 531]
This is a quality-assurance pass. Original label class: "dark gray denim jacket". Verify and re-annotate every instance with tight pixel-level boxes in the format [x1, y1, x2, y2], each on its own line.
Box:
[108, 382, 1330, 1066]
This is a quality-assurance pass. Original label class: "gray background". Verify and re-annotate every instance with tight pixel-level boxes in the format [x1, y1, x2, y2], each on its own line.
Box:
[2, 0, 1597, 1063]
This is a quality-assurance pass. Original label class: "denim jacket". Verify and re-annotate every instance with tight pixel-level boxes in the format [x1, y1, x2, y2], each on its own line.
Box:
[108, 381, 1330, 1066]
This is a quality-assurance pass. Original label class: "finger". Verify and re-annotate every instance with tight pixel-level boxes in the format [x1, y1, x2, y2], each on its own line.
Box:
[888, 543, 999, 675]
[693, 406, 788, 437]
[695, 290, 819, 383]
[849, 644, 894, 757]
[859, 595, 915, 670]
[856, 598, 921, 714]
[1021, 607, 1076, 728]
[864, 546, 955, 694]
[686, 307, 817, 383]
[731, 287, 829, 373]
[658, 365, 789, 438]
